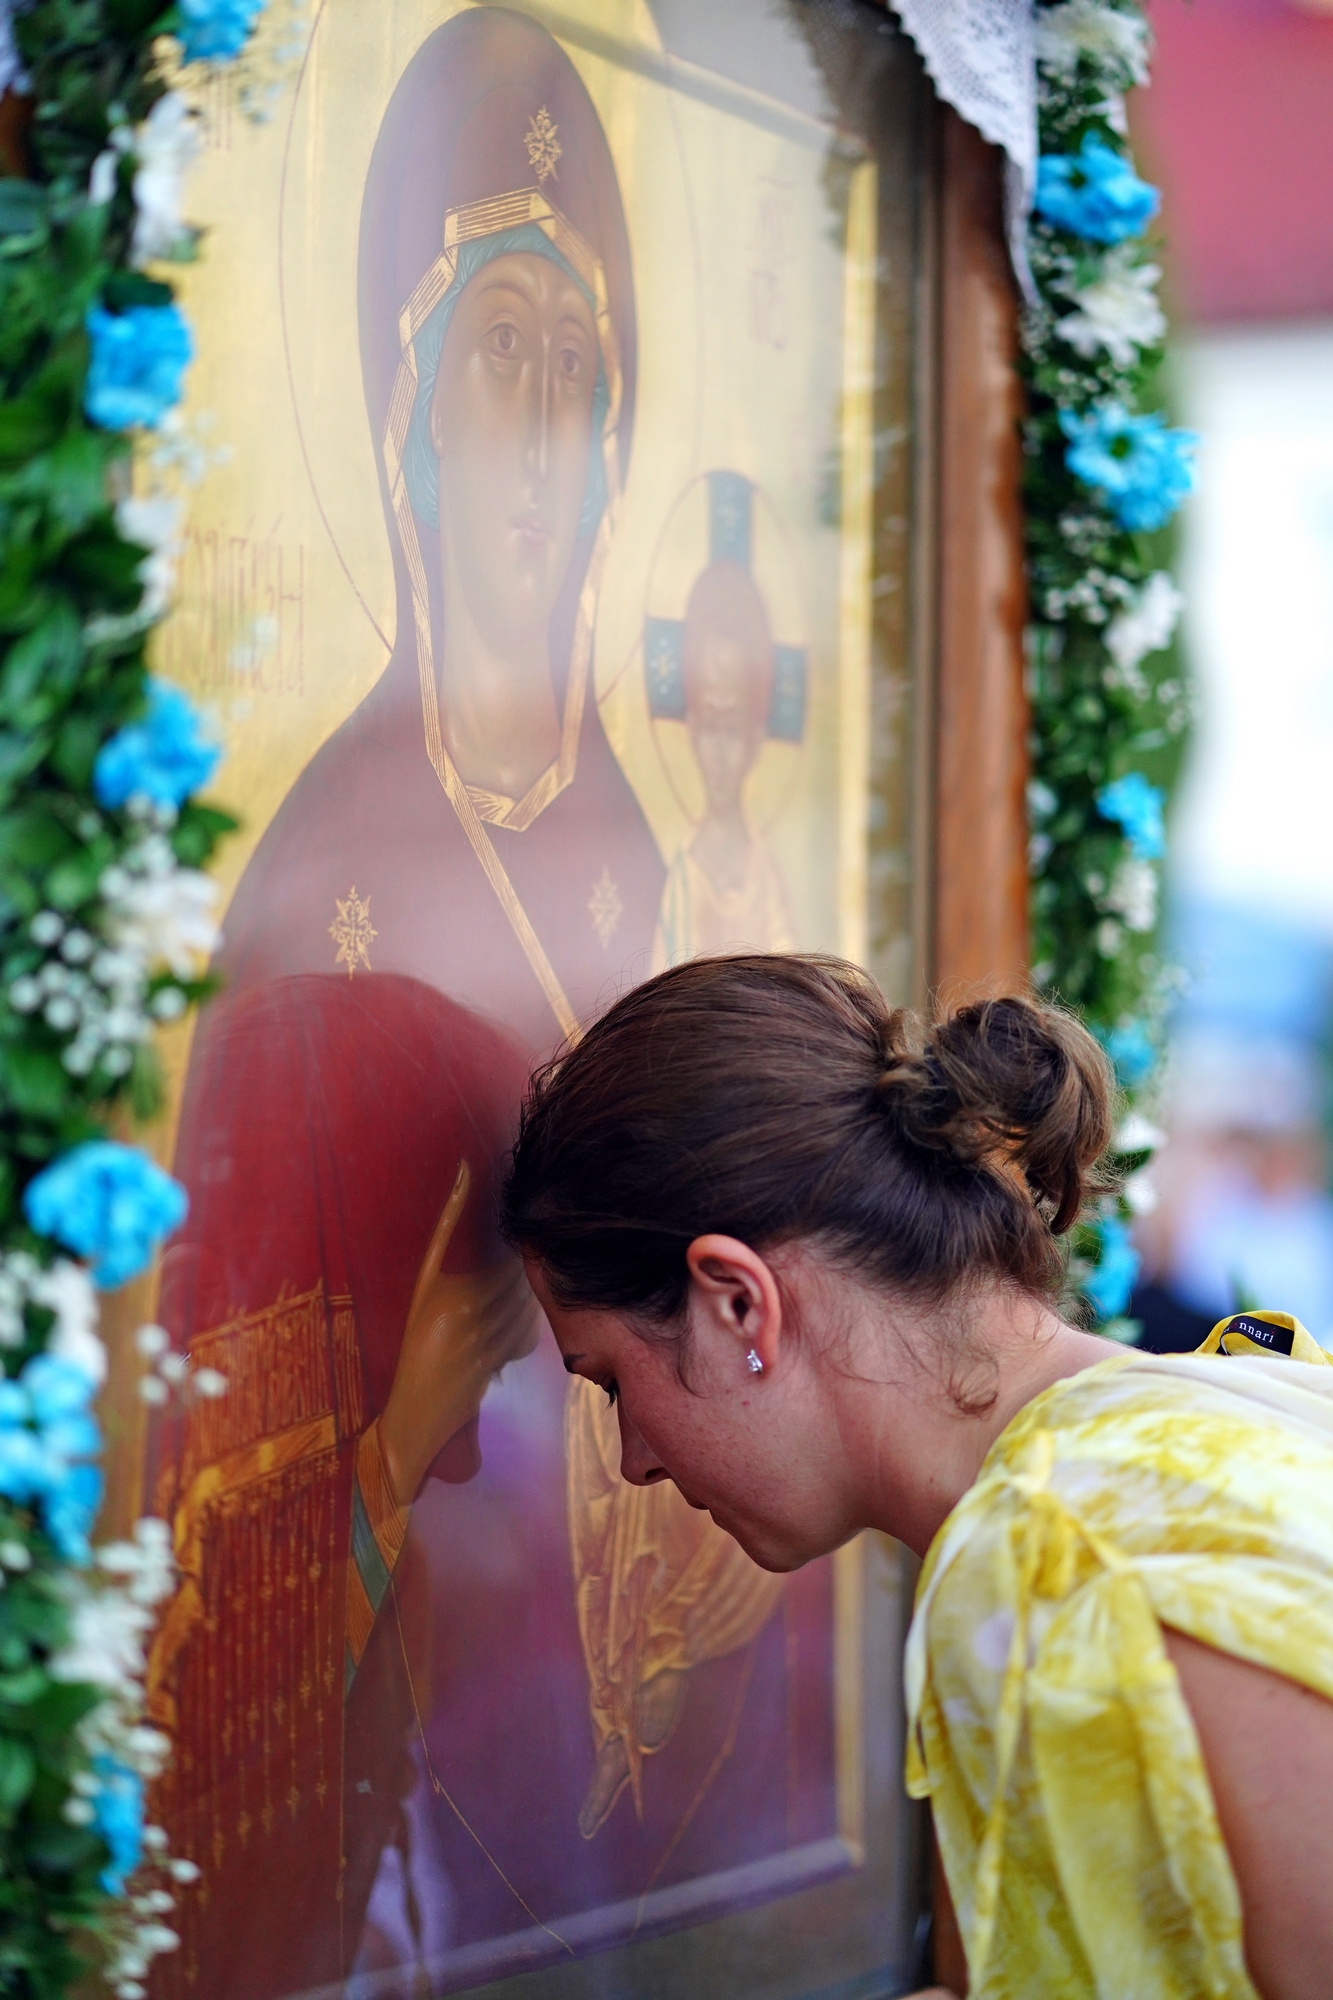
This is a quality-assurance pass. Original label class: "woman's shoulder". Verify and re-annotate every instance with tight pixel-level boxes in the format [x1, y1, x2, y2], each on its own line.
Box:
[918, 1339, 1333, 1598]
[998, 1332, 1333, 1466]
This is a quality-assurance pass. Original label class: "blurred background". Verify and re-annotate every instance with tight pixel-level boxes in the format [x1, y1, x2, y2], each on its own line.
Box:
[1128, 0, 1333, 1348]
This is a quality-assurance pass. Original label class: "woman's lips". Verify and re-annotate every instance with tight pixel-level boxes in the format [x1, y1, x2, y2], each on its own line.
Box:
[512, 511, 550, 549]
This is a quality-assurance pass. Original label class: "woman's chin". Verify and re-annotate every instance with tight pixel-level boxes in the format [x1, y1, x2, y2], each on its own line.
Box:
[426, 1415, 483, 1486]
[709, 1508, 803, 1574]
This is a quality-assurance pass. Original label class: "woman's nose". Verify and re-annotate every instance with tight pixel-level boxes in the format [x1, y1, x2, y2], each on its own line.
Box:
[524, 340, 552, 482]
[617, 1405, 668, 1486]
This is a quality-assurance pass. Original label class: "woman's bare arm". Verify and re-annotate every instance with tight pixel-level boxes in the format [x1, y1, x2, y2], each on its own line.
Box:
[1165, 1629, 1333, 2000]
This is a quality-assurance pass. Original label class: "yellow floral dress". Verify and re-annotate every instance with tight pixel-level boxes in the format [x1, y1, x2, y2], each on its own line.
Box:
[906, 1311, 1333, 1999]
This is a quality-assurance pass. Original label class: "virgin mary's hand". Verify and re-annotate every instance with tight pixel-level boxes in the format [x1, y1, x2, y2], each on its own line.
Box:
[377, 1160, 541, 1506]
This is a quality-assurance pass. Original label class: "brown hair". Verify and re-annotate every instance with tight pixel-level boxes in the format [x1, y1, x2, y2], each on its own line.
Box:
[502, 954, 1114, 1323]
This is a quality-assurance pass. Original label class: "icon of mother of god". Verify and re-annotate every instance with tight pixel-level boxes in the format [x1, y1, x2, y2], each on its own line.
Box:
[147, 15, 668, 1998]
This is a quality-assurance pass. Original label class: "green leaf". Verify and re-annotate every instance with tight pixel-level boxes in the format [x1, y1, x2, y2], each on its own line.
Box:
[0, 402, 62, 469]
[1, 606, 82, 721]
[49, 714, 99, 792]
[25, 1679, 100, 1743]
[16, 434, 114, 535]
[0, 809, 73, 873]
[58, 527, 143, 605]
[26, 1824, 101, 1876]
[0, 1738, 35, 1815]
[43, 846, 100, 909]
[173, 802, 237, 866]
[129, 1041, 162, 1122]
[0, 184, 47, 242]
[106, 0, 178, 38]
[102, 270, 175, 313]
[2, 1049, 69, 1121]
[0, 1667, 47, 1707]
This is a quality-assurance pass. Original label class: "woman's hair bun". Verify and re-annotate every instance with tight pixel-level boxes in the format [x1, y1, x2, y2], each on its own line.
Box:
[875, 994, 1115, 1233]
[504, 955, 1118, 1330]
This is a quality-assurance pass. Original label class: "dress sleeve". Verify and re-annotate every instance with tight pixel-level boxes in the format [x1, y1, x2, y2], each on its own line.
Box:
[345, 1418, 411, 1687]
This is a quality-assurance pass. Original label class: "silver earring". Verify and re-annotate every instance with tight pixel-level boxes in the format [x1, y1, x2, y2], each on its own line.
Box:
[745, 1348, 764, 1375]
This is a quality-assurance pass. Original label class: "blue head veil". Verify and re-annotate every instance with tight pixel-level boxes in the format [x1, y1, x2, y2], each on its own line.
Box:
[403, 222, 610, 539]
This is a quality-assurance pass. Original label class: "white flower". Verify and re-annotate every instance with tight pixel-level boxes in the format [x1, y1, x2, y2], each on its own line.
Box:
[1035, 0, 1149, 84]
[1105, 856, 1158, 933]
[114, 493, 183, 626]
[1027, 779, 1057, 821]
[1097, 918, 1124, 958]
[1115, 1111, 1167, 1154]
[1055, 248, 1165, 368]
[137, 1927, 180, 1956]
[1106, 571, 1183, 677]
[88, 126, 132, 207]
[130, 94, 201, 268]
[50, 1591, 155, 1695]
[32, 1261, 106, 1389]
[1123, 1167, 1159, 1215]
[106, 868, 220, 980]
[1099, 92, 1128, 137]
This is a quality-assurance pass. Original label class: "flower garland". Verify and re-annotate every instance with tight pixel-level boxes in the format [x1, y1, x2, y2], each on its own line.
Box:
[0, 2, 261, 1994]
[1023, 0, 1194, 1333]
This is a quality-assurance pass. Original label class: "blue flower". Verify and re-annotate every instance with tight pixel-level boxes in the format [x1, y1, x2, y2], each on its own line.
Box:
[0, 1424, 54, 1506]
[91, 1756, 145, 1895]
[1084, 1215, 1140, 1322]
[177, 0, 266, 61]
[44, 1462, 105, 1568]
[1100, 1021, 1156, 1089]
[94, 679, 220, 810]
[1035, 136, 1160, 244]
[1097, 771, 1166, 859]
[23, 1143, 188, 1291]
[1061, 403, 1197, 532]
[0, 1355, 103, 1562]
[85, 303, 192, 432]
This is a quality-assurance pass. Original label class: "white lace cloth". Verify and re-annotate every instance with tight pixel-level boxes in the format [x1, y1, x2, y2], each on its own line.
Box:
[892, 0, 1038, 299]
[0, 0, 25, 103]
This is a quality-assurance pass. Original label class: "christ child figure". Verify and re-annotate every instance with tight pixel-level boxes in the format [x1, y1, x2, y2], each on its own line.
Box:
[652, 556, 793, 968]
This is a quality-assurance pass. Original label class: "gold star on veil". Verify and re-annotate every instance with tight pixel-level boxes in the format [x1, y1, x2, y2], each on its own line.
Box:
[588, 866, 622, 949]
[524, 106, 562, 184]
[328, 886, 377, 978]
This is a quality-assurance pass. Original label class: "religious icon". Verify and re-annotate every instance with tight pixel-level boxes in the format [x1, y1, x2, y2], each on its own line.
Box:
[141, 1, 930, 1993]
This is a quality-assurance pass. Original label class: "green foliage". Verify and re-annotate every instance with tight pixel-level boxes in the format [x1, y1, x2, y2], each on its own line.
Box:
[1023, 2, 1189, 1324]
[0, 4, 237, 1993]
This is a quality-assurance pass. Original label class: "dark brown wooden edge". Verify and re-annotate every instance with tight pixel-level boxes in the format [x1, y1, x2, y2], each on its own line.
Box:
[915, 106, 1031, 2000]
[929, 107, 1030, 1017]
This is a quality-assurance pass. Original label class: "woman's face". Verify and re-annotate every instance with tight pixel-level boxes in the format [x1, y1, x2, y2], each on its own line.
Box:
[686, 640, 766, 816]
[430, 251, 599, 649]
[527, 1261, 860, 1573]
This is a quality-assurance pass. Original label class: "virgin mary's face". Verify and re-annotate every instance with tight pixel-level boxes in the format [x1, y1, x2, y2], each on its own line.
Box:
[430, 250, 599, 649]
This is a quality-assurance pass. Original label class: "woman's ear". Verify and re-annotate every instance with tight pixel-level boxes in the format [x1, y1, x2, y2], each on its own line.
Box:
[684, 1235, 783, 1374]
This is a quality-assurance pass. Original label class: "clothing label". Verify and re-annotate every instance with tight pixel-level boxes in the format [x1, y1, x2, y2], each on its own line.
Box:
[1221, 1313, 1296, 1355]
